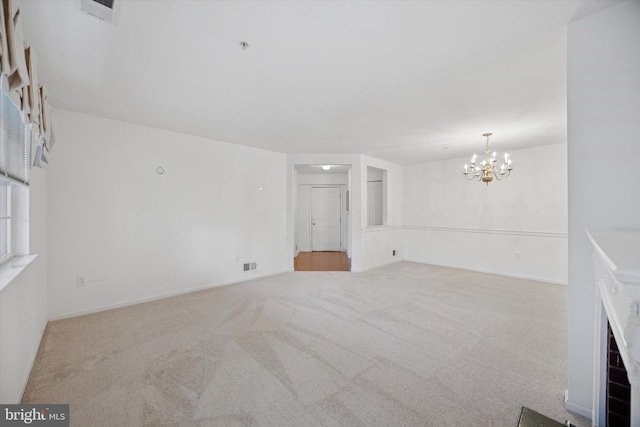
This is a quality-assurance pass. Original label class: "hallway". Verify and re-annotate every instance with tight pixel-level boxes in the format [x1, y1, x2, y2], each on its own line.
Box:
[294, 251, 351, 271]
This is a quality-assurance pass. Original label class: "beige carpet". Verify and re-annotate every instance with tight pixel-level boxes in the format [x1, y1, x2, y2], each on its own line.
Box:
[23, 262, 589, 426]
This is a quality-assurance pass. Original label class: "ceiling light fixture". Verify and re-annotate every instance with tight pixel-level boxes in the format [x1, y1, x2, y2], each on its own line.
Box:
[322, 165, 331, 170]
[240, 41, 249, 50]
[463, 133, 512, 185]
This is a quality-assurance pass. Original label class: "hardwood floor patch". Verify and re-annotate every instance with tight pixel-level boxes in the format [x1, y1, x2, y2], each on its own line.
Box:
[294, 251, 350, 272]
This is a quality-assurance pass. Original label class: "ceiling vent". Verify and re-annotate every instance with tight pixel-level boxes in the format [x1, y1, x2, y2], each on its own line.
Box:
[80, 0, 114, 22]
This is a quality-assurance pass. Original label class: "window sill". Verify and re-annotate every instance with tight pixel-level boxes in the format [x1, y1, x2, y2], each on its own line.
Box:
[0, 255, 39, 293]
[362, 225, 398, 231]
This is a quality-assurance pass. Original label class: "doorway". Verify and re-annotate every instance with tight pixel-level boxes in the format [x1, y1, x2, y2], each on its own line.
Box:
[293, 164, 351, 271]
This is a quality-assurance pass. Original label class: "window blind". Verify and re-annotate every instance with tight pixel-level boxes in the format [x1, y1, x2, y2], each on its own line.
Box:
[0, 92, 30, 185]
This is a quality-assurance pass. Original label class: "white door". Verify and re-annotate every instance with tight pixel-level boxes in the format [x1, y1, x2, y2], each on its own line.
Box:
[311, 187, 341, 251]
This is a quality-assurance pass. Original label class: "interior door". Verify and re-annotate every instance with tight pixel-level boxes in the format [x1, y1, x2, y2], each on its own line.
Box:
[311, 187, 341, 251]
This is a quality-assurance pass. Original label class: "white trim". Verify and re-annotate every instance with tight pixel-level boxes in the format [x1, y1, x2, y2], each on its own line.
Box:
[354, 258, 403, 273]
[48, 270, 288, 321]
[17, 320, 48, 404]
[402, 257, 568, 285]
[402, 225, 567, 239]
[564, 397, 593, 421]
[361, 225, 403, 233]
[0, 254, 38, 292]
[592, 298, 607, 427]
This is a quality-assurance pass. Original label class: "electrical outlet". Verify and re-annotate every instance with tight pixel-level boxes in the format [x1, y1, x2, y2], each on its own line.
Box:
[393, 250, 396, 256]
[76, 276, 87, 287]
[515, 252, 521, 260]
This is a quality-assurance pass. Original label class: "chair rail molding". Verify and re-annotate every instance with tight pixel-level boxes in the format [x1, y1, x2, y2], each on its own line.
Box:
[403, 225, 567, 239]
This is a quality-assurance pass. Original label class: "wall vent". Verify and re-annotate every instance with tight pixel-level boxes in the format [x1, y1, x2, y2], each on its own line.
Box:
[243, 262, 257, 272]
[80, 0, 114, 21]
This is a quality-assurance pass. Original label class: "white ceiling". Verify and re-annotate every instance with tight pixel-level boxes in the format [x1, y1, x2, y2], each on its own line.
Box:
[295, 164, 351, 175]
[19, 0, 622, 165]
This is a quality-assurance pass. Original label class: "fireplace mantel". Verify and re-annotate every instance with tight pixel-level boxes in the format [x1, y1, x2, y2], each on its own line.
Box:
[588, 229, 640, 426]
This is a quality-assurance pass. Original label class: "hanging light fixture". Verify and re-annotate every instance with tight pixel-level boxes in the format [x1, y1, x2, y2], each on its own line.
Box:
[463, 133, 512, 185]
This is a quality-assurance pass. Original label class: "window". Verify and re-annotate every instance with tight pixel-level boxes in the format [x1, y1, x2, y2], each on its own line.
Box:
[0, 178, 10, 262]
[0, 92, 31, 264]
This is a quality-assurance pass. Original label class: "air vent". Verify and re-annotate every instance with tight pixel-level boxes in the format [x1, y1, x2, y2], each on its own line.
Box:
[80, 0, 114, 21]
[243, 262, 257, 272]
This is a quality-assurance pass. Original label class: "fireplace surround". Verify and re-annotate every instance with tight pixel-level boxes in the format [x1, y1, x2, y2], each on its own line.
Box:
[588, 230, 640, 426]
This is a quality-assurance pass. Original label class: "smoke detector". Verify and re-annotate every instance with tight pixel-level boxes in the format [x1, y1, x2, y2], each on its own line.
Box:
[80, 0, 114, 22]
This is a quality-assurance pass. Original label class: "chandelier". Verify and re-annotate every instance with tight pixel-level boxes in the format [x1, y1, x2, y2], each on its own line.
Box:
[463, 133, 512, 185]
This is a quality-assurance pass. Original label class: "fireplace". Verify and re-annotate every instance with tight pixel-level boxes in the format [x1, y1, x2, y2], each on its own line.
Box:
[607, 322, 631, 426]
[588, 230, 640, 427]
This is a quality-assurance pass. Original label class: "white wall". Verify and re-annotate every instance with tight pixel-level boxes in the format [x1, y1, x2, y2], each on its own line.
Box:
[295, 181, 310, 254]
[566, 1, 640, 418]
[0, 167, 48, 403]
[297, 174, 348, 186]
[47, 110, 288, 319]
[403, 143, 568, 284]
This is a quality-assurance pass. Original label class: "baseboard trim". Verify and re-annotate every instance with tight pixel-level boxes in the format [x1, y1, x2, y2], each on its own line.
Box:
[48, 270, 288, 321]
[17, 320, 48, 403]
[402, 257, 567, 285]
[356, 258, 404, 273]
[565, 397, 592, 420]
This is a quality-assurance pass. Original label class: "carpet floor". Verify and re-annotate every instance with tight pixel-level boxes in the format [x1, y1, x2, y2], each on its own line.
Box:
[23, 262, 590, 426]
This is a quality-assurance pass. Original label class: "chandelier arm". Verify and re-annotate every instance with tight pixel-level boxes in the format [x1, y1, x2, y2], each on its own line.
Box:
[497, 168, 513, 180]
